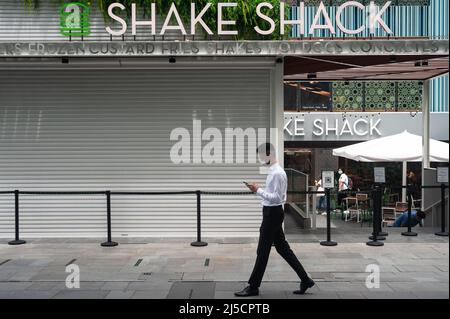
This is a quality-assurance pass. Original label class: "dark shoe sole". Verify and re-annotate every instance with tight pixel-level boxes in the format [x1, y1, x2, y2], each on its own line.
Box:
[293, 281, 315, 295]
[234, 293, 259, 297]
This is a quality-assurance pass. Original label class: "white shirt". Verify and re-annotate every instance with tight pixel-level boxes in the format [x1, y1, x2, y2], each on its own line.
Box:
[316, 179, 325, 197]
[256, 163, 287, 207]
[339, 173, 348, 191]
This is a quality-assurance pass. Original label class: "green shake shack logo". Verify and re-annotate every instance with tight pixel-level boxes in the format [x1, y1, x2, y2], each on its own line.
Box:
[60, 2, 91, 37]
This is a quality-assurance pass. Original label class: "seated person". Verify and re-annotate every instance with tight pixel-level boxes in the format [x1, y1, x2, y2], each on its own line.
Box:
[393, 210, 426, 228]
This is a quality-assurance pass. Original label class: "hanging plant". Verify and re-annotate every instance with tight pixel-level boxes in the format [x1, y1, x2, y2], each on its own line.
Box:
[25, 0, 291, 40]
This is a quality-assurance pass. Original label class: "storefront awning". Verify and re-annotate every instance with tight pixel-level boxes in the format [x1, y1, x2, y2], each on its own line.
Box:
[284, 55, 449, 80]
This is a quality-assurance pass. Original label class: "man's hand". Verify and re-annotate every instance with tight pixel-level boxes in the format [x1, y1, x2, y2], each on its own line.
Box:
[246, 183, 259, 193]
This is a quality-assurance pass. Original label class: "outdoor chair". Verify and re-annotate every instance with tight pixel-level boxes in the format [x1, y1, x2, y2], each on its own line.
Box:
[345, 193, 369, 223]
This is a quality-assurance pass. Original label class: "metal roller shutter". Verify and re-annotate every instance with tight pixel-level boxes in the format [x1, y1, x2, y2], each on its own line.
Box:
[0, 66, 273, 238]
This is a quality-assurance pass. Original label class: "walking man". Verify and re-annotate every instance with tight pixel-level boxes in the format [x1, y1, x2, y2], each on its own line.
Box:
[235, 143, 315, 297]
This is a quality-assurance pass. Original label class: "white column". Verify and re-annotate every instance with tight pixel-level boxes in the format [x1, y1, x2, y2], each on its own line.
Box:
[421, 80, 430, 210]
[271, 58, 284, 167]
[402, 161, 407, 202]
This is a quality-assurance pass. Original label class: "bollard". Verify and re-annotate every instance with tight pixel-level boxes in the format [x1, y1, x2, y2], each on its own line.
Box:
[369, 185, 386, 242]
[377, 185, 388, 238]
[367, 186, 384, 246]
[320, 188, 337, 246]
[8, 190, 26, 245]
[191, 190, 208, 247]
[101, 191, 118, 247]
[435, 184, 449, 237]
[402, 185, 417, 237]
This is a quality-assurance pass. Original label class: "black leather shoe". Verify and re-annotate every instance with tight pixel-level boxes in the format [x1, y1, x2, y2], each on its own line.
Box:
[293, 278, 315, 295]
[234, 286, 259, 297]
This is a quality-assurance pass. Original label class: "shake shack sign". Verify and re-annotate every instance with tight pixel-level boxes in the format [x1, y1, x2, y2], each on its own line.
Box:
[62, 1, 394, 37]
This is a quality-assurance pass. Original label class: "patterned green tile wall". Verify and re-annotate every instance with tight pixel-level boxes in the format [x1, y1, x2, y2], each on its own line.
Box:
[331, 81, 422, 111]
[332, 82, 364, 111]
[365, 82, 396, 111]
[397, 81, 423, 110]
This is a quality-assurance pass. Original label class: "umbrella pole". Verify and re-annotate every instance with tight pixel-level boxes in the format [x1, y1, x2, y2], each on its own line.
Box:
[402, 161, 407, 202]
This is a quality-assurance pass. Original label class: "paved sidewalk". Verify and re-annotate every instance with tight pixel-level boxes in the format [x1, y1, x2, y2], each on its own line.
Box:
[0, 231, 448, 299]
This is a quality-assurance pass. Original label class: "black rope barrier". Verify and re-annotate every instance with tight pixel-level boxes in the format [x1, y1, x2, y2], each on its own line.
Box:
[19, 191, 107, 195]
[2, 184, 447, 247]
[112, 191, 197, 196]
[435, 184, 449, 237]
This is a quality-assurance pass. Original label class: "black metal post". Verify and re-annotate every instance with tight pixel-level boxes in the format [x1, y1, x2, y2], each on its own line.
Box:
[8, 190, 26, 245]
[402, 184, 417, 237]
[320, 188, 337, 246]
[367, 186, 384, 246]
[377, 184, 388, 237]
[435, 184, 449, 236]
[101, 191, 118, 247]
[191, 190, 208, 247]
[370, 184, 386, 241]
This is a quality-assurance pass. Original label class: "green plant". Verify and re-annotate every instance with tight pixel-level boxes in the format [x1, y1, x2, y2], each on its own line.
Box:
[25, 0, 290, 40]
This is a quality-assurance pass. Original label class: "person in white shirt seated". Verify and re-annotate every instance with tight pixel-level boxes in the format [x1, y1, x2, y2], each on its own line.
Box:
[235, 143, 315, 297]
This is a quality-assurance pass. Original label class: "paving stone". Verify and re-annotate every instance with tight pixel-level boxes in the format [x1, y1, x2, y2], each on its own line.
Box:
[412, 291, 449, 299]
[167, 281, 216, 299]
[337, 292, 367, 299]
[0, 282, 33, 291]
[362, 291, 418, 299]
[105, 290, 135, 299]
[6, 290, 59, 299]
[102, 281, 131, 290]
[52, 290, 110, 299]
[132, 290, 170, 299]
[0, 238, 447, 299]
[27, 281, 65, 291]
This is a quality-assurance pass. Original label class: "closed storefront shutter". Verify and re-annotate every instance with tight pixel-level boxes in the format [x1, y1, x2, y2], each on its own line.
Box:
[0, 66, 272, 238]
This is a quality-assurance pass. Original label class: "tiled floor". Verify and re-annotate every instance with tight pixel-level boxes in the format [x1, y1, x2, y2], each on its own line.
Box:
[0, 228, 448, 299]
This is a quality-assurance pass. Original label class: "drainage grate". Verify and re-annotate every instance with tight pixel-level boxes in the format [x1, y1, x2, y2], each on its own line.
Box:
[167, 281, 215, 299]
[204, 258, 210, 267]
[137, 272, 152, 280]
[134, 258, 143, 267]
[0, 259, 11, 266]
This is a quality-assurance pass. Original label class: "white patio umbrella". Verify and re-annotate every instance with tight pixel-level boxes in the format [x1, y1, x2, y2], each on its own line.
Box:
[333, 130, 449, 201]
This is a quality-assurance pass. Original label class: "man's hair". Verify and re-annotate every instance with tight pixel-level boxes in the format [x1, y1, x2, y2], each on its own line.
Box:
[416, 210, 426, 220]
[257, 143, 276, 157]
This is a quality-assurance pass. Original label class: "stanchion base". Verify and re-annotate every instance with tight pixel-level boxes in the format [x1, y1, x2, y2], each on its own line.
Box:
[8, 239, 26, 245]
[320, 241, 337, 246]
[401, 231, 418, 237]
[372, 231, 388, 237]
[191, 241, 208, 247]
[435, 231, 449, 237]
[101, 241, 118, 247]
[366, 240, 384, 247]
[369, 236, 386, 241]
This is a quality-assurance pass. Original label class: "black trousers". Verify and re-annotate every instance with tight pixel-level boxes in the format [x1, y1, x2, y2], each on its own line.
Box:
[248, 205, 309, 288]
